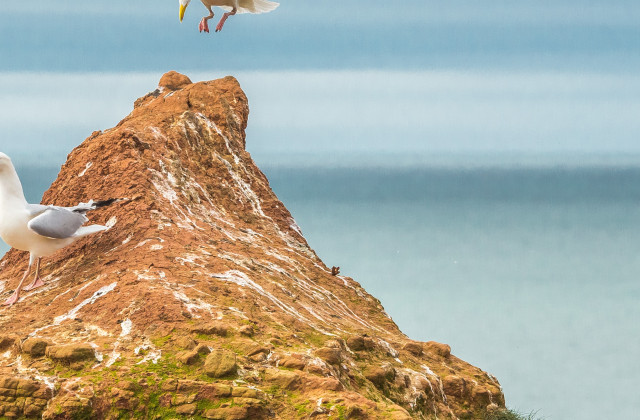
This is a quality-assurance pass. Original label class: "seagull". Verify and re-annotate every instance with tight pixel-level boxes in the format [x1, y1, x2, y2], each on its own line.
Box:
[178, 0, 279, 33]
[0, 152, 120, 306]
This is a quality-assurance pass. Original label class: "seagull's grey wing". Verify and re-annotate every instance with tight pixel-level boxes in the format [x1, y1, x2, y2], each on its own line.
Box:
[27, 208, 88, 239]
[25, 204, 51, 218]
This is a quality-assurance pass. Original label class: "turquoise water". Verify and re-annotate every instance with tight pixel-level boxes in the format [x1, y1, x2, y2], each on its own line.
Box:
[263, 166, 640, 420]
[3, 164, 640, 419]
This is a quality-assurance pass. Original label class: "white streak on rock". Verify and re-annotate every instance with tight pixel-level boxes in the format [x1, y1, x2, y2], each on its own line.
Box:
[90, 343, 104, 362]
[172, 290, 214, 318]
[133, 239, 151, 249]
[75, 278, 98, 296]
[175, 253, 205, 267]
[217, 156, 266, 217]
[135, 269, 164, 282]
[135, 338, 161, 365]
[196, 113, 240, 164]
[289, 218, 303, 236]
[105, 318, 133, 368]
[78, 162, 93, 177]
[15, 355, 57, 391]
[149, 166, 196, 231]
[299, 304, 327, 323]
[49, 282, 74, 304]
[422, 364, 448, 404]
[148, 126, 167, 141]
[211, 270, 311, 323]
[120, 318, 133, 337]
[378, 339, 399, 358]
[263, 250, 381, 332]
[54, 282, 118, 325]
[106, 216, 117, 228]
[86, 325, 110, 337]
[228, 307, 248, 319]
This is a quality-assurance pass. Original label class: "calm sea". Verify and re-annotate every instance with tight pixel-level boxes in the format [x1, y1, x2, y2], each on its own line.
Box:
[3, 163, 639, 419]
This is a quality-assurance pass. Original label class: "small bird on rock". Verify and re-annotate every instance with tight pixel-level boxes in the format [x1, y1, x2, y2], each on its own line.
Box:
[179, 0, 279, 33]
[0, 152, 121, 306]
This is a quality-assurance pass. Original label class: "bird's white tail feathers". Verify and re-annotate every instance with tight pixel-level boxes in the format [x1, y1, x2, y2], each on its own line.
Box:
[73, 224, 108, 238]
[226, 0, 279, 14]
[252, 0, 279, 13]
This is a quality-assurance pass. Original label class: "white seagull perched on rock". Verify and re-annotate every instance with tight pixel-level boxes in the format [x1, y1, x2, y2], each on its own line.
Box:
[179, 0, 279, 33]
[0, 152, 120, 306]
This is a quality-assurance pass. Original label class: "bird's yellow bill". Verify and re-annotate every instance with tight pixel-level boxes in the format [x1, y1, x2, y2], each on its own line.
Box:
[179, 4, 187, 22]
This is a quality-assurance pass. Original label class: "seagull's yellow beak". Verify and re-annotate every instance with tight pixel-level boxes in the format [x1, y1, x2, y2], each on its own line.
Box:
[179, 4, 187, 22]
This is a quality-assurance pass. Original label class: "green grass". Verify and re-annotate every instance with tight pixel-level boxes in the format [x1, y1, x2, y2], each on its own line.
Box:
[484, 409, 543, 420]
[302, 331, 327, 347]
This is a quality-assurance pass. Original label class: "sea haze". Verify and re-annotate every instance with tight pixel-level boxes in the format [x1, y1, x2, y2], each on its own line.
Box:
[2, 71, 640, 165]
[2, 161, 640, 420]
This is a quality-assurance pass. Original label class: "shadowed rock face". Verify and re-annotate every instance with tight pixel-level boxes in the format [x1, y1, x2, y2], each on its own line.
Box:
[0, 72, 505, 419]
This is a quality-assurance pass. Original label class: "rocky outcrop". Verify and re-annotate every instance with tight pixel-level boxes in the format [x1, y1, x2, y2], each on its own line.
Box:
[0, 72, 505, 419]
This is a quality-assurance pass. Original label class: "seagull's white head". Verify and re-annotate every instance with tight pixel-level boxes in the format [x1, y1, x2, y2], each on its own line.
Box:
[179, 0, 191, 22]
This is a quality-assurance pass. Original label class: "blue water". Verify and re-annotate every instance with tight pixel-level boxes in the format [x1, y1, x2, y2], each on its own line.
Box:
[263, 165, 640, 420]
[2, 163, 640, 419]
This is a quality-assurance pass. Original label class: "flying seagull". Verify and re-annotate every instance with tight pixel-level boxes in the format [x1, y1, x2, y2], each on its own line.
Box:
[179, 0, 279, 33]
[0, 152, 120, 306]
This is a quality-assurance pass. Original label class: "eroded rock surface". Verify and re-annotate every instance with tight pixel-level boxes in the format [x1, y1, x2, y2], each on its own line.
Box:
[0, 72, 505, 419]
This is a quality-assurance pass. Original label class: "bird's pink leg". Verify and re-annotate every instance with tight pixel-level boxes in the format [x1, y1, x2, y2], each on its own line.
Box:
[2, 257, 33, 307]
[199, 6, 214, 33]
[199, 17, 210, 33]
[23, 258, 44, 291]
[215, 7, 236, 32]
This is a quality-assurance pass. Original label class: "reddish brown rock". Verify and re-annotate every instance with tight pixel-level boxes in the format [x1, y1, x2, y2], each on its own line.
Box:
[204, 405, 267, 420]
[442, 375, 466, 398]
[204, 350, 237, 378]
[425, 341, 452, 358]
[315, 347, 342, 365]
[238, 325, 254, 337]
[231, 387, 263, 399]
[364, 365, 396, 389]
[263, 368, 301, 391]
[471, 386, 493, 406]
[175, 336, 197, 350]
[346, 336, 366, 351]
[303, 376, 344, 392]
[402, 341, 423, 357]
[279, 353, 306, 370]
[158, 70, 192, 91]
[177, 350, 200, 365]
[176, 403, 197, 415]
[21, 338, 50, 357]
[0, 73, 504, 419]
[190, 322, 230, 337]
[46, 344, 95, 363]
[195, 343, 212, 355]
[0, 336, 17, 352]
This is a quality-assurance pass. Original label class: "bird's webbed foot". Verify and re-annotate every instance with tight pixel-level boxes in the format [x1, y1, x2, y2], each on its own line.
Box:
[2, 291, 19, 306]
[23, 277, 45, 291]
[199, 18, 210, 33]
